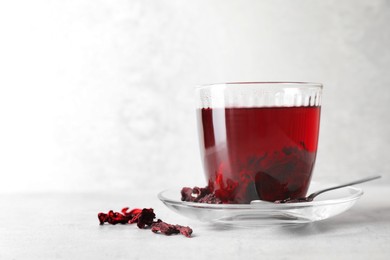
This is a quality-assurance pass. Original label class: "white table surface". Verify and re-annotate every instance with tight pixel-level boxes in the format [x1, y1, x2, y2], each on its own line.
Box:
[1, 185, 389, 260]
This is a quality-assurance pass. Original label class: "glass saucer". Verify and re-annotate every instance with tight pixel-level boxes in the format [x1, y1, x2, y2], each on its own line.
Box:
[158, 182, 363, 227]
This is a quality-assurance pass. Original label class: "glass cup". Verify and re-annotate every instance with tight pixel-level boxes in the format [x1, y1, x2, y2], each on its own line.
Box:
[196, 82, 322, 203]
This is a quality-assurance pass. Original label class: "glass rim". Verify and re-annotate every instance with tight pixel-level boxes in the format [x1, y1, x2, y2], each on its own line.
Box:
[196, 81, 323, 90]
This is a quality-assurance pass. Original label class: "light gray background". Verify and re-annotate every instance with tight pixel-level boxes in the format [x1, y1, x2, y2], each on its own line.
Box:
[0, 0, 389, 193]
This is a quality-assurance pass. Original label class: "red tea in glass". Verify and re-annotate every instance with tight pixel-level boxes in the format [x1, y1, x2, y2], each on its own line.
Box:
[196, 82, 322, 203]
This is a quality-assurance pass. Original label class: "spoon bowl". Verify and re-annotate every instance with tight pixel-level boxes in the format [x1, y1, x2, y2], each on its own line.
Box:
[251, 175, 381, 205]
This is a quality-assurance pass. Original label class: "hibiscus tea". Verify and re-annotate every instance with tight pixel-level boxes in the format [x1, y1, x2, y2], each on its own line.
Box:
[197, 106, 321, 203]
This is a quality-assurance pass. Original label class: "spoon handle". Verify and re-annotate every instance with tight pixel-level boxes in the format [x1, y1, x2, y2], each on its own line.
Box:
[308, 175, 382, 200]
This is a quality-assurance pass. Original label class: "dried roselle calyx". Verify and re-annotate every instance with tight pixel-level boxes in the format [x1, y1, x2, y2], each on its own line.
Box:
[213, 173, 239, 203]
[181, 186, 222, 204]
[98, 207, 193, 238]
[98, 208, 155, 227]
[181, 186, 211, 202]
[174, 224, 193, 238]
[98, 213, 109, 224]
[151, 219, 193, 238]
[181, 187, 196, 202]
[151, 219, 180, 236]
[121, 207, 142, 218]
[98, 210, 128, 225]
[197, 193, 223, 204]
[129, 208, 156, 228]
[98, 208, 143, 225]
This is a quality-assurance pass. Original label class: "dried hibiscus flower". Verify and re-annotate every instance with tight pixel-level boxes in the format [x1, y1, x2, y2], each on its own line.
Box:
[129, 208, 156, 228]
[98, 207, 192, 238]
[151, 219, 193, 238]
[181, 186, 222, 204]
[98, 207, 145, 225]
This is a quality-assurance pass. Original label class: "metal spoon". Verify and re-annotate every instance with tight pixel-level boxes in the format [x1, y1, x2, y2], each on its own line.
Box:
[250, 175, 381, 204]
